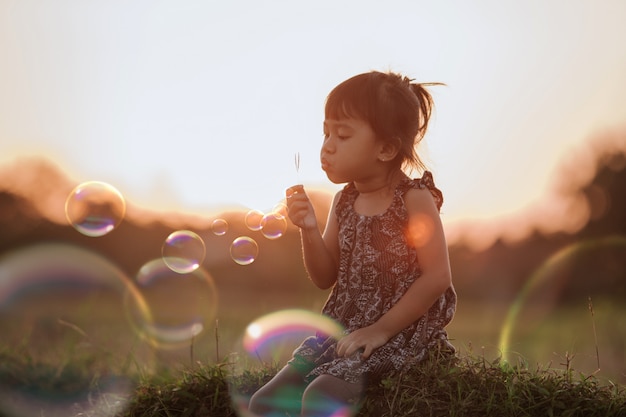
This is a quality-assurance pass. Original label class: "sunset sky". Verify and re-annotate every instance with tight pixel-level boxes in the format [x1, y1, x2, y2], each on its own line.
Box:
[1, 0, 625, 232]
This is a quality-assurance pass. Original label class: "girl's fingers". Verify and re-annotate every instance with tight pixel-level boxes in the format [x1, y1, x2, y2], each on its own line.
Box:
[285, 184, 305, 199]
[337, 336, 361, 358]
[339, 343, 367, 360]
[287, 207, 311, 229]
[361, 346, 373, 360]
[285, 186, 318, 230]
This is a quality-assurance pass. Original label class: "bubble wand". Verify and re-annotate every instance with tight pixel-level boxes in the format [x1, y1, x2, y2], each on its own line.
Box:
[294, 151, 301, 182]
[290, 152, 313, 238]
[291, 151, 303, 195]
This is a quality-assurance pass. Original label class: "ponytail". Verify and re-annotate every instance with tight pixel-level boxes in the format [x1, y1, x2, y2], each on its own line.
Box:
[409, 82, 442, 143]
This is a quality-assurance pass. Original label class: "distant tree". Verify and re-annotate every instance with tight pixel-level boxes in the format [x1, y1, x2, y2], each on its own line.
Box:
[579, 150, 626, 238]
[448, 134, 626, 303]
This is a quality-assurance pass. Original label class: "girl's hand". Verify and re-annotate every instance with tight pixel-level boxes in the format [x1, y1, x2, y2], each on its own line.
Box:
[336, 325, 390, 360]
[285, 185, 318, 230]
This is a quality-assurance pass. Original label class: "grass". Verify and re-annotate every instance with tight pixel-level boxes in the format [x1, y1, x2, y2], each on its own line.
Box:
[121, 352, 626, 417]
[1, 346, 625, 417]
[1, 293, 624, 416]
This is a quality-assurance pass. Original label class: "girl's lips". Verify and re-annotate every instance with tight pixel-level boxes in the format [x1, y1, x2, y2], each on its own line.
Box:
[320, 159, 330, 171]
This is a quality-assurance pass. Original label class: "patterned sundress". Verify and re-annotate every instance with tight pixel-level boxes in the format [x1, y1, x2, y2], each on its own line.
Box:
[288, 172, 457, 384]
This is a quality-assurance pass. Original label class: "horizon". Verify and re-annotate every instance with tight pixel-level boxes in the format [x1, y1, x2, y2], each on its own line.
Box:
[1, 128, 624, 251]
[2, 1, 626, 237]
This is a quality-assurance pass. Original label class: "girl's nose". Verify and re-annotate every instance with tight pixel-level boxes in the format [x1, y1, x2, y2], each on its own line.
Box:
[321, 136, 335, 154]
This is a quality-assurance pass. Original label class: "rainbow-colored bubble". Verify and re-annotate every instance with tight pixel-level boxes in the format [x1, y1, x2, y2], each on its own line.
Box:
[162, 230, 206, 274]
[261, 212, 287, 240]
[245, 209, 264, 231]
[64, 181, 126, 237]
[242, 309, 344, 357]
[229, 310, 349, 417]
[0, 243, 143, 416]
[230, 236, 259, 265]
[129, 258, 218, 349]
[497, 236, 626, 383]
[211, 218, 229, 236]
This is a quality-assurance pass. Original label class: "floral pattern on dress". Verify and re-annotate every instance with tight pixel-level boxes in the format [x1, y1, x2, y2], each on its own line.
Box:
[288, 172, 457, 384]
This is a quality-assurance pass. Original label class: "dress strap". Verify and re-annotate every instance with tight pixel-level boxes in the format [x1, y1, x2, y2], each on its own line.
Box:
[336, 182, 358, 220]
[397, 171, 444, 212]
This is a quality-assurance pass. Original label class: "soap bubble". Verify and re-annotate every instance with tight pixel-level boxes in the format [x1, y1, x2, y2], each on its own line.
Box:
[272, 201, 288, 218]
[128, 258, 218, 350]
[245, 209, 264, 231]
[162, 230, 206, 274]
[229, 310, 354, 417]
[65, 181, 126, 237]
[498, 236, 626, 383]
[241, 310, 343, 361]
[0, 243, 145, 417]
[230, 236, 259, 265]
[211, 218, 229, 236]
[261, 212, 287, 240]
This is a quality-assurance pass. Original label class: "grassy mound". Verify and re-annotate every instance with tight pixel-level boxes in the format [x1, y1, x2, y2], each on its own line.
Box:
[1, 350, 624, 417]
[120, 355, 625, 417]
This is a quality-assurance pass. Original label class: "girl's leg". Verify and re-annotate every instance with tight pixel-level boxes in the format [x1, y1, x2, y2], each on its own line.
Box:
[301, 374, 364, 417]
[248, 364, 307, 416]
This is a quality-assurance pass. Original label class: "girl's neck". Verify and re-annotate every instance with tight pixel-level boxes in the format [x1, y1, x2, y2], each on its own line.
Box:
[353, 169, 407, 195]
[352, 170, 408, 216]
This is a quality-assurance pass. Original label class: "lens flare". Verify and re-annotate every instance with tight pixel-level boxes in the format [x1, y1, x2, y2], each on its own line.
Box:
[0, 243, 145, 417]
[406, 212, 435, 247]
[64, 181, 126, 237]
[129, 258, 218, 349]
[162, 230, 206, 274]
[230, 236, 259, 265]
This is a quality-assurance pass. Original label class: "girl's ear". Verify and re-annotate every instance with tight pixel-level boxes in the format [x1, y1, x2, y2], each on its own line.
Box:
[378, 138, 401, 162]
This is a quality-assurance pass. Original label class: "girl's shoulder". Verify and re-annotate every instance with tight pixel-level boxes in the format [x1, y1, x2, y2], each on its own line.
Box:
[399, 171, 444, 212]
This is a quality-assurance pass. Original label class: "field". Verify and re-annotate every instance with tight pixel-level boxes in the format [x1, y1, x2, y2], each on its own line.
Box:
[0, 241, 624, 416]
[1, 279, 625, 416]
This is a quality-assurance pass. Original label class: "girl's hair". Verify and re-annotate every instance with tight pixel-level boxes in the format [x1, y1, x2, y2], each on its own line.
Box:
[325, 71, 442, 174]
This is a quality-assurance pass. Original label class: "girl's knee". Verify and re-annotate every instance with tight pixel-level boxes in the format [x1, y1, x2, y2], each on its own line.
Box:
[301, 375, 363, 417]
[248, 365, 306, 416]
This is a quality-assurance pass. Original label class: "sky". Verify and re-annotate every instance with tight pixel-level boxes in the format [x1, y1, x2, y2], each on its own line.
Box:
[1, 0, 626, 232]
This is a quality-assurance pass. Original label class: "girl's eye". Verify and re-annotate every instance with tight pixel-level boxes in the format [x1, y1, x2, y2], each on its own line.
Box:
[336, 129, 351, 140]
[322, 132, 349, 141]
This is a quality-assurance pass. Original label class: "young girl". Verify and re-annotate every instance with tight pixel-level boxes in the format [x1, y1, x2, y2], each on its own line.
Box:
[248, 71, 456, 417]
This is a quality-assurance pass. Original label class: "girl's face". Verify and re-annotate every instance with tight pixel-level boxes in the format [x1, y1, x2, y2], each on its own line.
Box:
[321, 117, 384, 184]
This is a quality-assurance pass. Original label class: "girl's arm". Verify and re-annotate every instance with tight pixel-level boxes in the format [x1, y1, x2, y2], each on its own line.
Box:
[286, 186, 340, 289]
[337, 187, 452, 359]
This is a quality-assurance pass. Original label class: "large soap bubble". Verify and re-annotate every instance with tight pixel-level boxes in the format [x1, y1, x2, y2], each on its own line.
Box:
[241, 309, 343, 362]
[127, 258, 218, 350]
[228, 309, 348, 416]
[498, 236, 626, 383]
[0, 243, 145, 417]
